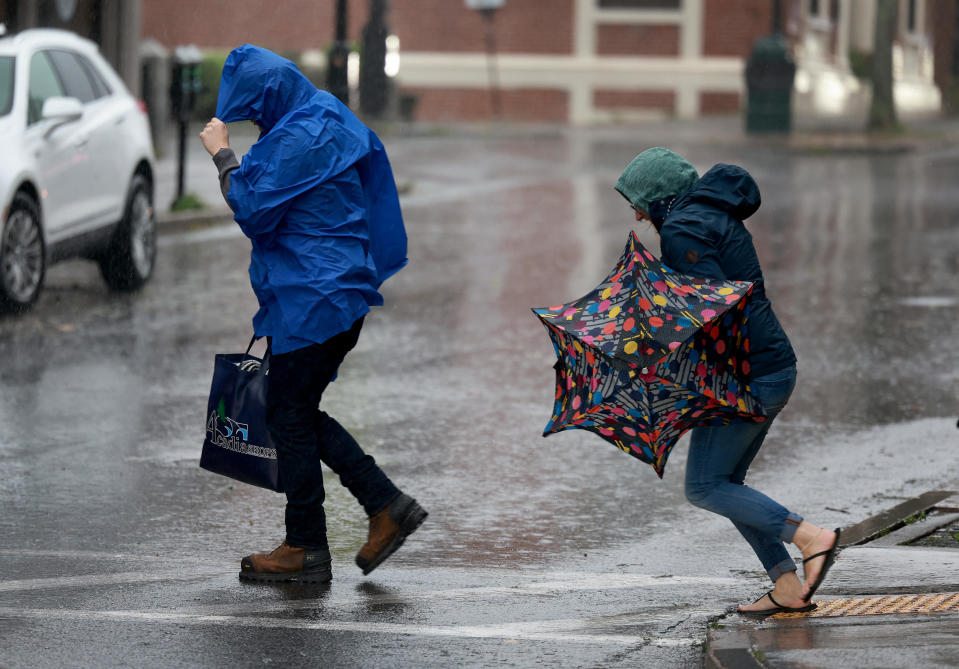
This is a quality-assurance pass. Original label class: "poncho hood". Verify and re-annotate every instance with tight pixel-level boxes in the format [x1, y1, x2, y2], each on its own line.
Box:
[212, 44, 408, 354]
[215, 44, 316, 132]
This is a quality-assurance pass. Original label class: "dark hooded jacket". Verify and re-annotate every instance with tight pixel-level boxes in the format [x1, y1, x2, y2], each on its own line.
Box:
[214, 45, 407, 354]
[657, 164, 796, 378]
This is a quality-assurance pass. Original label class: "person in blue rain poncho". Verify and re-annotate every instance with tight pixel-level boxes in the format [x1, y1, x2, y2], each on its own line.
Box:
[200, 44, 427, 583]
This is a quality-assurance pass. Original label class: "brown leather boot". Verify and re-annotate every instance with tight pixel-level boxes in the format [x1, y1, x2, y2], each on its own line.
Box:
[355, 493, 428, 575]
[239, 542, 332, 583]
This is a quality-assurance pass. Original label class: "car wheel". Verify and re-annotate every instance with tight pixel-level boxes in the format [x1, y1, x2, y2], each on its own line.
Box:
[0, 192, 46, 313]
[99, 174, 156, 291]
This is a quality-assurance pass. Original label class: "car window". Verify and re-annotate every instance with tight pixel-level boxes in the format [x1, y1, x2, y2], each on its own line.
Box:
[79, 55, 112, 98]
[28, 51, 65, 125]
[47, 50, 99, 103]
[0, 56, 13, 117]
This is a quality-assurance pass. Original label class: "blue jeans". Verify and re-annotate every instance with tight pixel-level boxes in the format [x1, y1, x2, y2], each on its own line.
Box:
[266, 317, 401, 550]
[685, 365, 801, 583]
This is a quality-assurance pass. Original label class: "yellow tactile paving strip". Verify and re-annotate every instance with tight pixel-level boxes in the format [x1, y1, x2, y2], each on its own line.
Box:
[773, 593, 959, 619]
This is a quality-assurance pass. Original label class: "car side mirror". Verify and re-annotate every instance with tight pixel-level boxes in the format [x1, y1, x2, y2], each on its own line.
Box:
[41, 96, 83, 137]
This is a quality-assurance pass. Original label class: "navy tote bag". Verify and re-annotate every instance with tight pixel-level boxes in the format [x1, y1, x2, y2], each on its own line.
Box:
[200, 337, 283, 492]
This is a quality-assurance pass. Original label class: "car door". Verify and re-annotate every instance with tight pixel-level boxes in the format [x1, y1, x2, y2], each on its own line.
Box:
[22, 49, 94, 241]
[46, 49, 127, 230]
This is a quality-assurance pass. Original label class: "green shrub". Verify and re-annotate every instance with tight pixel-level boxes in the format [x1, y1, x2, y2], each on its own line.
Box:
[191, 49, 333, 121]
[170, 192, 206, 212]
[193, 51, 229, 121]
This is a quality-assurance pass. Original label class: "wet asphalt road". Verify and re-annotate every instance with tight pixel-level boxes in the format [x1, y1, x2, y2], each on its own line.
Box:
[1, 121, 957, 667]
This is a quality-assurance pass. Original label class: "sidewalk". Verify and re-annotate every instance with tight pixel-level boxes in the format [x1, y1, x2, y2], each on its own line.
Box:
[705, 484, 959, 669]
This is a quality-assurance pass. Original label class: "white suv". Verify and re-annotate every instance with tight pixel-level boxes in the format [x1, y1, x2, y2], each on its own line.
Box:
[0, 29, 156, 313]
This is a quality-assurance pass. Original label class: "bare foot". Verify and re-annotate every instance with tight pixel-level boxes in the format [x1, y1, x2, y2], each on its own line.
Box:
[738, 573, 806, 613]
[800, 527, 838, 600]
[738, 590, 809, 613]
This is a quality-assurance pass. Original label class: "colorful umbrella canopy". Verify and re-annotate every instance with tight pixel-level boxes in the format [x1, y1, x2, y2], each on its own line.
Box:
[533, 232, 766, 477]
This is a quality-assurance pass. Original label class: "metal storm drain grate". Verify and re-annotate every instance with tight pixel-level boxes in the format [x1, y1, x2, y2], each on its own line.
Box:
[773, 593, 959, 619]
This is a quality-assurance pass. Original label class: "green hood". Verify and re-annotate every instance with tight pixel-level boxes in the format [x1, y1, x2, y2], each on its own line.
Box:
[615, 147, 699, 213]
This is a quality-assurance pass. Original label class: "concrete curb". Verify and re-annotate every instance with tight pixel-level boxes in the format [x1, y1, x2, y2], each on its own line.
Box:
[840, 490, 958, 546]
[156, 207, 233, 234]
[704, 483, 959, 669]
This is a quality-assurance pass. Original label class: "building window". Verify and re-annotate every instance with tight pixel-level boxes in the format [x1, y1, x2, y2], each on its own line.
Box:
[598, 0, 681, 9]
[906, 0, 917, 32]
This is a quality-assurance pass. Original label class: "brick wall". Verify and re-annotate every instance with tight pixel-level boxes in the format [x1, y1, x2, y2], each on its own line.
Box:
[596, 24, 679, 56]
[390, 0, 573, 54]
[139, 0, 767, 122]
[699, 91, 741, 114]
[702, 0, 771, 57]
[930, 0, 957, 96]
[142, 0, 369, 51]
[400, 87, 568, 122]
[142, 1, 573, 55]
[594, 89, 675, 112]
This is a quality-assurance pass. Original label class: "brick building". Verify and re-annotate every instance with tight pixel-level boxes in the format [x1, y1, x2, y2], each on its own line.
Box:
[137, 0, 952, 124]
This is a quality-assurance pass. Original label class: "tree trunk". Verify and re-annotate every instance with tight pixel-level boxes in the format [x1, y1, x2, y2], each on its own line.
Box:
[868, 0, 900, 132]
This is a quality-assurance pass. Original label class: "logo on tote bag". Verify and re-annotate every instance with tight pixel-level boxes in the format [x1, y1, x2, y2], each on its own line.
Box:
[206, 397, 277, 459]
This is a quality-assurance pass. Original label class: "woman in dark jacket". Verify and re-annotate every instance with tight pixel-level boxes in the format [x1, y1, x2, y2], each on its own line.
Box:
[615, 148, 839, 616]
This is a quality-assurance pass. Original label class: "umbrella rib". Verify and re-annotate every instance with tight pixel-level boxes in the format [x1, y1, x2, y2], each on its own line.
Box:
[680, 310, 704, 328]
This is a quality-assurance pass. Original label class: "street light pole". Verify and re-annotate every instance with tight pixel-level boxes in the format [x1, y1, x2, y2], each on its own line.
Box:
[480, 8, 502, 118]
[465, 0, 505, 119]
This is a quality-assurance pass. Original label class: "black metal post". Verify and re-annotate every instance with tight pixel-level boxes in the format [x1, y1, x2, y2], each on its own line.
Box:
[481, 8, 502, 118]
[176, 117, 187, 200]
[327, 0, 350, 105]
[360, 0, 388, 117]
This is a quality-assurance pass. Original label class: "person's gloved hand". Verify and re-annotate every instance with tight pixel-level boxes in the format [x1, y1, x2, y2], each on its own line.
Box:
[200, 117, 230, 156]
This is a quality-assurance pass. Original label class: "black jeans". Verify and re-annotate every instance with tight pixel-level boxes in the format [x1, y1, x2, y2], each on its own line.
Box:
[265, 316, 400, 550]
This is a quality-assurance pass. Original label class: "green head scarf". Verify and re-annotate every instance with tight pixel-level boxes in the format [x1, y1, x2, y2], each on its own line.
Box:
[615, 147, 699, 213]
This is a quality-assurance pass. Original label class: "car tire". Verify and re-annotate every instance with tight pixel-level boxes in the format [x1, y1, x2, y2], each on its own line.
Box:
[0, 192, 46, 313]
[99, 174, 156, 291]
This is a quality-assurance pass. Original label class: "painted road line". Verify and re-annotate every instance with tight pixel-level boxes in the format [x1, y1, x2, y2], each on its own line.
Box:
[0, 607, 701, 647]
[0, 551, 739, 587]
[0, 570, 224, 593]
[0, 550, 177, 561]
[173, 576, 739, 617]
[0, 568, 738, 597]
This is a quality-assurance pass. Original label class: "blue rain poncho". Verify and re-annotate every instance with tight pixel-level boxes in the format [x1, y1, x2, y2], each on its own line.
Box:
[215, 45, 407, 354]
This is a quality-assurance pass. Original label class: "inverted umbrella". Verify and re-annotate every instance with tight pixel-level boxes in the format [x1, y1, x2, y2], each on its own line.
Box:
[533, 232, 765, 477]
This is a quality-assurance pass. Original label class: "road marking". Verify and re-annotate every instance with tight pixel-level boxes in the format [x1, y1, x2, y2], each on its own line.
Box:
[0, 550, 172, 560]
[0, 567, 737, 597]
[0, 607, 701, 647]
[0, 570, 223, 592]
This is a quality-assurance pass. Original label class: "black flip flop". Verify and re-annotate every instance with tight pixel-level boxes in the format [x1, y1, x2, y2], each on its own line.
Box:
[738, 590, 817, 617]
[802, 527, 841, 602]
